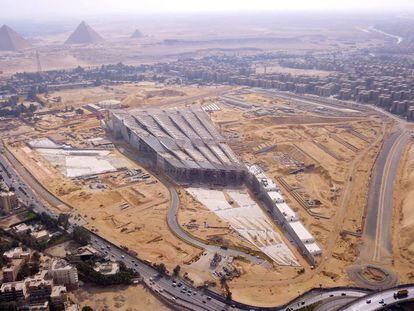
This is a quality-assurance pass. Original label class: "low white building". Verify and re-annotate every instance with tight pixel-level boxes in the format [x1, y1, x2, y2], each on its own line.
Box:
[248, 164, 322, 263]
[94, 261, 120, 275]
[97, 99, 122, 109]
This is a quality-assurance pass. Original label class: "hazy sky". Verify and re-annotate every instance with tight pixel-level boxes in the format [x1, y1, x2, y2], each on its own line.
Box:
[1, 0, 414, 19]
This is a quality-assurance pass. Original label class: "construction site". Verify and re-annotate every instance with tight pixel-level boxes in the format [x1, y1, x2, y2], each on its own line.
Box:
[105, 107, 246, 185]
[2, 79, 410, 307]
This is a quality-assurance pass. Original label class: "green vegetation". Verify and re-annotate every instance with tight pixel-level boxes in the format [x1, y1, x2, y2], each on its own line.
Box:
[82, 307, 94, 311]
[72, 226, 91, 246]
[76, 261, 138, 286]
[173, 265, 181, 277]
[58, 213, 70, 229]
[155, 262, 167, 275]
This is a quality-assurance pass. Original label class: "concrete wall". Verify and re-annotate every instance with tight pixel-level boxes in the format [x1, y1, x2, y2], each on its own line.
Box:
[247, 173, 318, 266]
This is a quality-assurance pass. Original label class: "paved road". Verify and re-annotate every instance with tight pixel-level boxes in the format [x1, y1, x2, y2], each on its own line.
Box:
[283, 289, 368, 311]
[362, 130, 412, 263]
[339, 285, 414, 311]
[1, 142, 381, 311]
[120, 147, 263, 264]
[315, 297, 358, 311]
[258, 90, 363, 114]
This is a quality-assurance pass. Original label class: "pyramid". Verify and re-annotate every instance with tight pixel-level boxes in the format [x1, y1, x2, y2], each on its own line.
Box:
[0, 25, 31, 51]
[65, 21, 104, 45]
[131, 29, 144, 38]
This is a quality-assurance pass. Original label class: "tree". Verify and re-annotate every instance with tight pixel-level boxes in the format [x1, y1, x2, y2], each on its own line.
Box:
[29, 261, 39, 275]
[82, 307, 94, 311]
[32, 251, 41, 262]
[156, 263, 167, 275]
[72, 227, 91, 246]
[16, 263, 30, 281]
[39, 212, 58, 230]
[226, 290, 232, 301]
[173, 265, 181, 277]
[58, 213, 70, 229]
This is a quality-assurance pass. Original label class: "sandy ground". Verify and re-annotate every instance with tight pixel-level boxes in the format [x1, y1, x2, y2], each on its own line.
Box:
[2, 84, 397, 306]
[0, 16, 384, 75]
[72, 284, 171, 311]
[177, 188, 257, 252]
[205, 99, 389, 305]
[393, 139, 414, 282]
[7, 117, 202, 270]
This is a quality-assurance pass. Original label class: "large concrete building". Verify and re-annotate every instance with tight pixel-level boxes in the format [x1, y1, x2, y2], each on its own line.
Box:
[49, 260, 78, 290]
[248, 165, 321, 265]
[106, 107, 246, 185]
[0, 190, 18, 213]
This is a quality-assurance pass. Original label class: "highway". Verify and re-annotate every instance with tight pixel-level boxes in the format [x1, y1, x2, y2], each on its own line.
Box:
[0, 143, 236, 311]
[339, 285, 414, 311]
[1, 141, 386, 311]
[260, 91, 412, 265]
[120, 146, 263, 264]
[314, 297, 357, 311]
[1, 90, 413, 310]
[364, 130, 411, 263]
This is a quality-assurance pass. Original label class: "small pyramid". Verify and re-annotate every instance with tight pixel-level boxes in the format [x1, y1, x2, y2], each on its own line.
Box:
[65, 21, 104, 45]
[0, 25, 31, 51]
[131, 29, 144, 38]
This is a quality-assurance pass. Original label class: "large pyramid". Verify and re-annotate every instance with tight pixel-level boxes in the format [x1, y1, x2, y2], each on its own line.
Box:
[65, 21, 104, 45]
[131, 29, 144, 38]
[0, 25, 31, 51]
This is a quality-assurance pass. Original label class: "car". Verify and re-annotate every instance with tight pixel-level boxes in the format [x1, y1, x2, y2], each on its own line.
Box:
[181, 290, 185, 294]
[231, 305, 236, 308]
[379, 299, 384, 304]
[193, 292, 197, 296]
[202, 300, 206, 304]
[341, 293, 346, 296]
[172, 283, 176, 287]
[366, 299, 371, 304]
[135, 263, 138, 266]
[177, 283, 182, 287]
[121, 255, 125, 258]
[206, 296, 212, 300]
[187, 293, 191, 296]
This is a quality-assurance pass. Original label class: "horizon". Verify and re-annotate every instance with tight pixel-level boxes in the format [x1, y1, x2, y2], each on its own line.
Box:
[1, 0, 414, 21]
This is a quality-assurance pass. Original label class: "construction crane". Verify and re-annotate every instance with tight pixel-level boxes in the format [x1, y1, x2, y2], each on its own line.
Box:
[35, 50, 42, 73]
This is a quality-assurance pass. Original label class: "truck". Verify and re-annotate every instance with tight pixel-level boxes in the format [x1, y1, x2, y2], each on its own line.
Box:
[394, 289, 408, 299]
